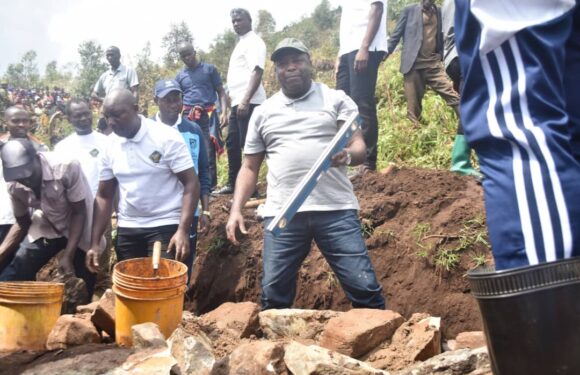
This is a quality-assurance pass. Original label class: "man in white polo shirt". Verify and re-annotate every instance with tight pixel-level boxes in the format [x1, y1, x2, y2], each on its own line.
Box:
[86, 89, 199, 272]
[215, 8, 266, 195]
[55, 98, 109, 198]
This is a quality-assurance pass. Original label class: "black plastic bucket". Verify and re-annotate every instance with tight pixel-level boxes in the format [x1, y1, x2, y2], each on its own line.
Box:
[467, 257, 580, 375]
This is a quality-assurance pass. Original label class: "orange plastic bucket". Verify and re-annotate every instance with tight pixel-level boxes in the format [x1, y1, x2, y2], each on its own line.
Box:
[0, 281, 64, 351]
[112, 257, 187, 346]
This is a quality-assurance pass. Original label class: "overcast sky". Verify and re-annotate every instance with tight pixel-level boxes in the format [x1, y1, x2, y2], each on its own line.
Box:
[0, 0, 340, 75]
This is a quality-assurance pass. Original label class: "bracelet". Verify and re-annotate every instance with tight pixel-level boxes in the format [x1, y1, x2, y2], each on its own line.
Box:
[201, 210, 212, 218]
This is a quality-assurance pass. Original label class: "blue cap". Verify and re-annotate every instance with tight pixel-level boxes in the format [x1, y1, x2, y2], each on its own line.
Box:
[154, 79, 182, 98]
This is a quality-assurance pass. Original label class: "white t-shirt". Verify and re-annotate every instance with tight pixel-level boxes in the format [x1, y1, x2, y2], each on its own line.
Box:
[227, 30, 267, 107]
[100, 116, 194, 228]
[339, 0, 388, 56]
[54, 131, 109, 198]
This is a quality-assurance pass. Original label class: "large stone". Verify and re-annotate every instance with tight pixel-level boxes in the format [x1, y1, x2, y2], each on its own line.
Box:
[75, 301, 99, 315]
[319, 309, 405, 358]
[225, 341, 287, 375]
[259, 309, 341, 341]
[200, 301, 260, 338]
[393, 347, 491, 375]
[19, 347, 132, 375]
[58, 274, 89, 314]
[365, 313, 442, 371]
[131, 322, 167, 349]
[454, 331, 487, 350]
[115, 347, 178, 375]
[46, 314, 101, 350]
[168, 326, 215, 375]
[284, 341, 390, 375]
[91, 288, 115, 337]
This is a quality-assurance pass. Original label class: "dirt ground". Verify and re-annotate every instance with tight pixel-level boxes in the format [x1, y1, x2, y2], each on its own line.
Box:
[189, 167, 490, 339]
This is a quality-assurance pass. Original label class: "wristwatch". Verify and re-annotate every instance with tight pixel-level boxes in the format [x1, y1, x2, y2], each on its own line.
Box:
[202, 210, 212, 218]
[345, 151, 352, 166]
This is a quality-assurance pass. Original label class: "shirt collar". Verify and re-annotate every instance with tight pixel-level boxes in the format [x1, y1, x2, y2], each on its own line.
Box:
[280, 82, 316, 105]
[155, 112, 182, 128]
[119, 115, 148, 143]
[109, 64, 124, 74]
[240, 30, 255, 40]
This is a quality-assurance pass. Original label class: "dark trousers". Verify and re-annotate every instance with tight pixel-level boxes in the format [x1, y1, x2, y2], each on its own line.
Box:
[226, 104, 259, 186]
[0, 237, 96, 298]
[336, 50, 384, 170]
[446, 58, 465, 135]
[262, 210, 385, 310]
[116, 223, 196, 281]
[183, 108, 218, 189]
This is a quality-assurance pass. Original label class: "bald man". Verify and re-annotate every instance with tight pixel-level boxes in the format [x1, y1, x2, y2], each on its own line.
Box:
[86, 89, 200, 275]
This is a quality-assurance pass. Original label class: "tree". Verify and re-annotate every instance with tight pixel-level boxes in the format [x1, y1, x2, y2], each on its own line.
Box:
[256, 10, 276, 39]
[161, 21, 194, 70]
[21, 50, 40, 87]
[201, 29, 238, 81]
[3, 63, 26, 88]
[76, 40, 107, 97]
[44, 61, 61, 85]
[134, 42, 163, 115]
[2, 50, 40, 88]
[313, 0, 337, 30]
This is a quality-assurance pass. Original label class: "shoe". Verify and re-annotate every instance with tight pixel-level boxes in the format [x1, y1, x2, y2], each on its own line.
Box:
[212, 184, 234, 195]
[450, 135, 483, 179]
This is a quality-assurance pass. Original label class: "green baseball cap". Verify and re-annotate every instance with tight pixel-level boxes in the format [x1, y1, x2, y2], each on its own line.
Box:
[271, 38, 310, 62]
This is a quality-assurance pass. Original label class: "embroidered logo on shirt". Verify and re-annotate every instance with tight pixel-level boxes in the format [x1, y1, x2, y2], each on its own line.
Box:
[149, 151, 162, 163]
[89, 148, 99, 157]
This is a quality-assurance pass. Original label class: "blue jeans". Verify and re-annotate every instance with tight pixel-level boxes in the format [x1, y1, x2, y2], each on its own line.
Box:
[262, 210, 385, 310]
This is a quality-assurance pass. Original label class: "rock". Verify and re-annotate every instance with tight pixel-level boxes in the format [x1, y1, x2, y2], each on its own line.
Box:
[57, 274, 89, 314]
[131, 322, 167, 349]
[46, 314, 101, 350]
[365, 313, 442, 371]
[454, 331, 487, 350]
[200, 301, 260, 338]
[115, 347, 178, 375]
[284, 341, 390, 375]
[393, 347, 490, 375]
[91, 288, 115, 337]
[226, 341, 287, 375]
[319, 309, 405, 358]
[75, 301, 99, 314]
[19, 347, 132, 375]
[413, 316, 442, 361]
[168, 326, 215, 375]
[259, 309, 341, 341]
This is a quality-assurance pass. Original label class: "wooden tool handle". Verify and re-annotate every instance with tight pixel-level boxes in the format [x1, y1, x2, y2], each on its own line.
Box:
[152, 241, 162, 270]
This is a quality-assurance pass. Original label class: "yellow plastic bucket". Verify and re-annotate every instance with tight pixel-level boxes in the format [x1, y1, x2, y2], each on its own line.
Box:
[0, 281, 64, 351]
[112, 257, 187, 346]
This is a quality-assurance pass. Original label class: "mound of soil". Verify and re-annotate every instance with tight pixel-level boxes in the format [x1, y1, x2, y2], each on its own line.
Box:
[189, 167, 490, 338]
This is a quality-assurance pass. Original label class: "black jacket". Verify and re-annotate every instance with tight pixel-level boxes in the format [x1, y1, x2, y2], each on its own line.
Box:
[387, 4, 444, 74]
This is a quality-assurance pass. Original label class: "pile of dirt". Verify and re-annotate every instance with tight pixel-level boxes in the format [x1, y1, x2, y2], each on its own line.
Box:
[189, 167, 490, 338]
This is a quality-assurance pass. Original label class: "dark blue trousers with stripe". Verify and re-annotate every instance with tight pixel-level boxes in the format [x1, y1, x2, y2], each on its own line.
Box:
[455, 1, 580, 270]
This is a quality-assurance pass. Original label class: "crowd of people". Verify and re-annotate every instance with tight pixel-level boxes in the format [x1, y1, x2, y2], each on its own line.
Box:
[0, 0, 579, 319]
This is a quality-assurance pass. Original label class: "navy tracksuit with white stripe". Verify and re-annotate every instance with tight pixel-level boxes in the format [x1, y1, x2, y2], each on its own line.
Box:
[455, 0, 580, 270]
